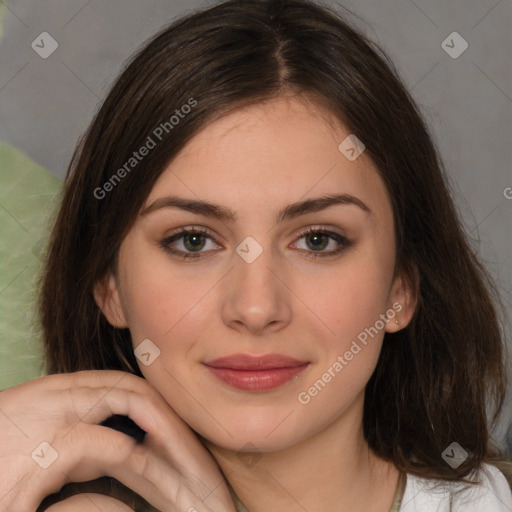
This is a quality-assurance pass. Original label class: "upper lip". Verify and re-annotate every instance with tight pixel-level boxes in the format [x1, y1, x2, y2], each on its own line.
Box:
[203, 354, 309, 370]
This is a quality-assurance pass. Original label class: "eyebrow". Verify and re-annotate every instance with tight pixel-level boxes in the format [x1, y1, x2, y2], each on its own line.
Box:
[139, 193, 372, 222]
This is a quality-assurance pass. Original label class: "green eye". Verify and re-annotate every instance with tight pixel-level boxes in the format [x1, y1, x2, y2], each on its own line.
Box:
[159, 226, 352, 260]
[304, 232, 330, 251]
[160, 228, 220, 259]
[294, 228, 352, 258]
[182, 232, 208, 252]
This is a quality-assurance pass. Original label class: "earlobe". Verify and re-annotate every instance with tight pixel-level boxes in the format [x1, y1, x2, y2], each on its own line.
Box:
[93, 273, 128, 328]
[385, 269, 418, 333]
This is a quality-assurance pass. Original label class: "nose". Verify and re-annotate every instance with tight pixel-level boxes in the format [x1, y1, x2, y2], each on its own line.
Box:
[221, 245, 292, 335]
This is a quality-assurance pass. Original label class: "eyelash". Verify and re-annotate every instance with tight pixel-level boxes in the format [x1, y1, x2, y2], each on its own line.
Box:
[159, 226, 352, 261]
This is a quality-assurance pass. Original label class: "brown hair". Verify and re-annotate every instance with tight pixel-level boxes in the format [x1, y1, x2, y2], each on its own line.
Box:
[38, 0, 509, 495]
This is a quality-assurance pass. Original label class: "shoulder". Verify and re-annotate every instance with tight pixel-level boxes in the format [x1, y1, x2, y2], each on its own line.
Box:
[400, 462, 512, 511]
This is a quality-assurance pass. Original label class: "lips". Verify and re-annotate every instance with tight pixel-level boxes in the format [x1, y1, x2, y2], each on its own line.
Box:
[204, 353, 308, 370]
[203, 354, 309, 391]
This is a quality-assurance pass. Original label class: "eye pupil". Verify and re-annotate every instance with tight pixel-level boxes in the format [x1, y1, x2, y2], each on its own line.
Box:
[184, 233, 205, 251]
[306, 233, 328, 250]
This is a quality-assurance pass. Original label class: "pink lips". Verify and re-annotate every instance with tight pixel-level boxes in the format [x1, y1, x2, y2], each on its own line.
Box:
[203, 354, 309, 391]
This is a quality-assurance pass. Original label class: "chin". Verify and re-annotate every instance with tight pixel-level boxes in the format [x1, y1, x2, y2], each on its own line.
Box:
[191, 410, 310, 454]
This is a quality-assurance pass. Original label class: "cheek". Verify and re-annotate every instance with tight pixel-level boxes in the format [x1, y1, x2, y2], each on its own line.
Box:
[302, 252, 393, 351]
[117, 239, 202, 344]
[124, 271, 208, 344]
[293, 264, 391, 423]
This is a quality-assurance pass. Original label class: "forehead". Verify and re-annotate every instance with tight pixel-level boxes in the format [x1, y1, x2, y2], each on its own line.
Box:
[144, 95, 391, 222]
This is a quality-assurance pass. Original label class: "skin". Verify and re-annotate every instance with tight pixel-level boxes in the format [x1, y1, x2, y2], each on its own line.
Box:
[95, 94, 416, 511]
[45, 493, 134, 511]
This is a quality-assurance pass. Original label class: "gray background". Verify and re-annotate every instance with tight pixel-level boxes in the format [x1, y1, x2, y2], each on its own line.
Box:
[1, 0, 511, 448]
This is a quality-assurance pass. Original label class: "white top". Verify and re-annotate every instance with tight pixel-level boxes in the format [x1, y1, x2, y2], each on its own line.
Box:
[232, 463, 512, 511]
[400, 462, 512, 511]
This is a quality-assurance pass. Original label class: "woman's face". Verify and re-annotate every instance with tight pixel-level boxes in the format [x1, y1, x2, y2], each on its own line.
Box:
[96, 95, 414, 453]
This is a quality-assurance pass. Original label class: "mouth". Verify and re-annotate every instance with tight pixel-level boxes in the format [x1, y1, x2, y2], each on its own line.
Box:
[202, 354, 310, 391]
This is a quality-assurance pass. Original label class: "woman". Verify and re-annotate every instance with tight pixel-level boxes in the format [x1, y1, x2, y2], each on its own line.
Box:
[1, 0, 510, 510]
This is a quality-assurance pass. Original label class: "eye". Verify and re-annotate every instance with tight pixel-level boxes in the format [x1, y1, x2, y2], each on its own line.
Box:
[291, 227, 352, 258]
[159, 226, 352, 261]
[159, 227, 222, 259]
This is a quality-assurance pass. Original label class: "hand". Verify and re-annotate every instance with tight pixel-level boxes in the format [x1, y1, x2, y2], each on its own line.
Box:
[0, 370, 237, 512]
[44, 493, 134, 512]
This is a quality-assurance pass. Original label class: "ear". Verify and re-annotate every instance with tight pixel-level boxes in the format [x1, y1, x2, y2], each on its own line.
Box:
[93, 272, 128, 328]
[385, 267, 418, 333]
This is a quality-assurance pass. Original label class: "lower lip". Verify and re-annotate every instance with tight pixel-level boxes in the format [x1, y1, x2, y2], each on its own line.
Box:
[204, 364, 309, 391]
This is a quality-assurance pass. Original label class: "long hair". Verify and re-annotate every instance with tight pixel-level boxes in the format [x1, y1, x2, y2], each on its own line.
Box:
[38, 0, 508, 494]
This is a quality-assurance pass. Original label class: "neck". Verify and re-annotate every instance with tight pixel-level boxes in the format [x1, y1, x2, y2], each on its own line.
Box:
[202, 392, 400, 512]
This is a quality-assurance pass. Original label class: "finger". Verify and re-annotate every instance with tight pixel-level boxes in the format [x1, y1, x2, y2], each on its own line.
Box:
[12, 370, 198, 474]
[44, 493, 135, 512]
[65, 375, 234, 508]
[3, 371, 233, 512]
[60, 413, 230, 512]
[39, 423, 188, 512]
[63, 376, 219, 482]
[8, 424, 143, 512]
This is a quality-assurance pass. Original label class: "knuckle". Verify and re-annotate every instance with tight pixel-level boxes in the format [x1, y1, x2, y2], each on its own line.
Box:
[126, 374, 155, 398]
[115, 437, 146, 472]
[104, 429, 138, 469]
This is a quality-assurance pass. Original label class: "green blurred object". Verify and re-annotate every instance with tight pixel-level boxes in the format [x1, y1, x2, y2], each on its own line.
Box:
[0, 141, 62, 389]
[0, 1, 6, 39]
